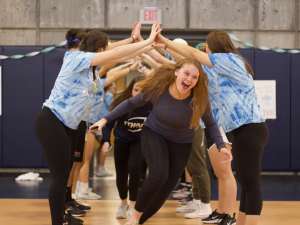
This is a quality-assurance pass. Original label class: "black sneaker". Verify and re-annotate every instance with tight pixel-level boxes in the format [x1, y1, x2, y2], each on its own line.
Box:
[64, 211, 84, 224]
[219, 213, 236, 225]
[65, 203, 86, 217]
[201, 209, 225, 224]
[177, 194, 193, 205]
[172, 183, 186, 193]
[67, 199, 91, 212]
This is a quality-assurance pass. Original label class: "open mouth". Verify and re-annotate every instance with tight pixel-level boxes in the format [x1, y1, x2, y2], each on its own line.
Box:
[181, 82, 190, 91]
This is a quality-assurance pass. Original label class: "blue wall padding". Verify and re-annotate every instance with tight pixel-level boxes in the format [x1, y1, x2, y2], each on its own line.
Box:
[291, 54, 300, 170]
[43, 47, 67, 166]
[43, 47, 67, 101]
[2, 47, 45, 167]
[0, 47, 3, 166]
[254, 50, 291, 171]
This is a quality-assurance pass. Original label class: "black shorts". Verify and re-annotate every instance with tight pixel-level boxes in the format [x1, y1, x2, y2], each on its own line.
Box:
[205, 129, 233, 150]
[73, 121, 87, 162]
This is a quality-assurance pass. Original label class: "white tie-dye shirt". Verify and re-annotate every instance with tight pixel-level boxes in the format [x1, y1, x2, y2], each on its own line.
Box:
[207, 53, 265, 132]
[43, 51, 103, 129]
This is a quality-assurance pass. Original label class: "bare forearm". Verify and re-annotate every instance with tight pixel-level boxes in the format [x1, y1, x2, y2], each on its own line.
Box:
[106, 37, 133, 50]
[105, 67, 130, 87]
[91, 39, 152, 66]
[147, 49, 174, 64]
[164, 39, 213, 67]
[162, 48, 185, 62]
[141, 54, 162, 69]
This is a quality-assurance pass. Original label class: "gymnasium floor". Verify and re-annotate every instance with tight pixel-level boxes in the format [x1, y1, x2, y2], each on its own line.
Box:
[0, 154, 299, 225]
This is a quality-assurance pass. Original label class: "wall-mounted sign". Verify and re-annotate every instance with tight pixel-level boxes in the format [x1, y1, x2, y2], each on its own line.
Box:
[139, 7, 162, 24]
[254, 80, 276, 119]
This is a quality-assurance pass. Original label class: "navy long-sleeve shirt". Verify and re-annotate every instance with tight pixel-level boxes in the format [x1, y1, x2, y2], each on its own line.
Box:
[104, 89, 225, 148]
[101, 102, 153, 145]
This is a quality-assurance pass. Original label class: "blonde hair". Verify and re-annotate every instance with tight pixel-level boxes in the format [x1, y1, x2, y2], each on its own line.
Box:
[136, 58, 209, 129]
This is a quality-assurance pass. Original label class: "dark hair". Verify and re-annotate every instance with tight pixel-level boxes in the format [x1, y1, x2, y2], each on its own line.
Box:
[206, 30, 254, 76]
[110, 75, 146, 110]
[66, 29, 86, 49]
[75, 32, 86, 42]
[79, 30, 109, 82]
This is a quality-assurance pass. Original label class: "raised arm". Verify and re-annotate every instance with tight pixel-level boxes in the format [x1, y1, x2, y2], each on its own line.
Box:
[159, 48, 185, 62]
[155, 33, 213, 67]
[90, 21, 161, 66]
[104, 61, 138, 87]
[105, 22, 141, 50]
[98, 62, 117, 78]
[139, 53, 162, 69]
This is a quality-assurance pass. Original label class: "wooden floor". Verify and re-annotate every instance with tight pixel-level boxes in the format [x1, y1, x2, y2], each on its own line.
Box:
[0, 199, 299, 225]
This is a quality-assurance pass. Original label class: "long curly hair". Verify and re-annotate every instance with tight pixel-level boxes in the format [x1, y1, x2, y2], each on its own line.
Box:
[79, 30, 109, 81]
[207, 30, 254, 76]
[136, 57, 209, 129]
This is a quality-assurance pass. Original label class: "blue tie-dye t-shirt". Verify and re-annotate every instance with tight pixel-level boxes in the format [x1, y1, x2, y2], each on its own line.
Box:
[98, 91, 114, 120]
[208, 53, 265, 132]
[88, 78, 106, 124]
[202, 65, 221, 127]
[43, 51, 104, 129]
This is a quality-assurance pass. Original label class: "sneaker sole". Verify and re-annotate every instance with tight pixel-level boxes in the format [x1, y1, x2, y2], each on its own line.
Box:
[185, 213, 211, 219]
[69, 212, 86, 217]
[176, 209, 197, 213]
[173, 196, 189, 200]
[201, 219, 223, 223]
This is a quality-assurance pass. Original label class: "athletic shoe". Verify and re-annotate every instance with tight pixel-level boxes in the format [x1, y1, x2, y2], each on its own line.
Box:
[176, 199, 199, 213]
[64, 211, 84, 224]
[95, 166, 113, 177]
[67, 199, 91, 212]
[219, 213, 236, 225]
[172, 186, 191, 199]
[116, 203, 129, 219]
[172, 183, 186, 193]
[78, 188, 101, 200]
[201, 209, 225, 224]
[65, 205, 86, 217]
[76, 197, 90, 207]
[184, 202, 212, 219]
[177, 194, 193, 205]
[127, 206, 134, 220]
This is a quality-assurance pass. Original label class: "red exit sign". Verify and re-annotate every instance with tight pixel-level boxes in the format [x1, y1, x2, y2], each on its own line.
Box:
[139, 8, 162, 24]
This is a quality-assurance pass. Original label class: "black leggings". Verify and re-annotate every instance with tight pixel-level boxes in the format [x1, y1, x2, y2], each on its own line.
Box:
[135, 126, 192, 224]
[114, 139, 144, 201]
[232, 122, 269, 215]
[35, 107, 76, 225]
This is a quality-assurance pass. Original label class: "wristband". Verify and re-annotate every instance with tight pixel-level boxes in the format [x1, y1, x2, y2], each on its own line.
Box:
[137, 36, 143, 41]
[130, 36, 134, 43]
[164, 38, 169, 50]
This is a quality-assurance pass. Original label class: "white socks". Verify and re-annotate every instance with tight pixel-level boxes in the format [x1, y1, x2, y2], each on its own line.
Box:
[80, 182, 89, 193]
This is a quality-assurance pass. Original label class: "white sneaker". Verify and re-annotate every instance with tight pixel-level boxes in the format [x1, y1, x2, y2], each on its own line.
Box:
[127, 207, 134, 220]
[172, 186, 191, 199]
[78, 188, 101, 200]
[116, 203, 129, 219]
[96, 166, 113, 177]
[185, 202, 212, 219]
[176, 199, 200, 213]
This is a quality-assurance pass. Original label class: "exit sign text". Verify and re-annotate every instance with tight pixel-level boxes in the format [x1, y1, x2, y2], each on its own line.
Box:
[139, 8, 162, 24]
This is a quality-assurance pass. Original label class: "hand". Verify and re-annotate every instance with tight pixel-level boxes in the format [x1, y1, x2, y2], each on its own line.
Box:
[89, 118, 107, 132]
[148, 21, 162, 43]
[154, 23, 166, 44]
[129, 59, 139, 71]
[152, 42, 165, 49]
[219, 147, 233, 164]
[132, 22, 141, 40]
[101, 142, 112, 155]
